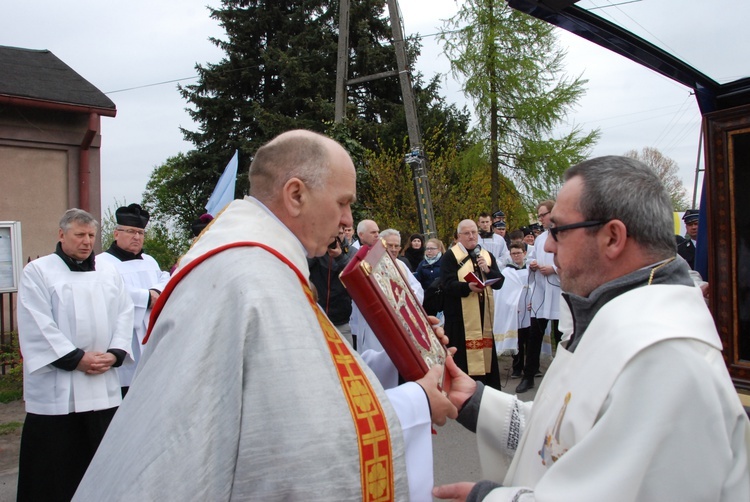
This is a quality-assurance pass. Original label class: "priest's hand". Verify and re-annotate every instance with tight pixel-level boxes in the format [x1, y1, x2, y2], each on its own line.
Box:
[78, 351, 116, 375]
[432, 481, 476, 501]
[416, 365, 457, 426]
[445, 356, 477, 410]
[468, 282, 484, 293]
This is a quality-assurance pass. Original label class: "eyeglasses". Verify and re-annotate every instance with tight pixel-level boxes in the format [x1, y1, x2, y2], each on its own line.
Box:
[117, 228, 145, 236]
[425, 247, 438, 251]
[459, 230, 478, 237]
[548, 220, 609, 242]
[386, 244, 402, 250]
[537, 211, 550, 219]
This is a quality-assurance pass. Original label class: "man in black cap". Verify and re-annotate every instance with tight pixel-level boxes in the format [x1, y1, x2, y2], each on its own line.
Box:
[492, 220, 510, 247]
[97, 203, 170, 395]
[677, 209, 699, 269]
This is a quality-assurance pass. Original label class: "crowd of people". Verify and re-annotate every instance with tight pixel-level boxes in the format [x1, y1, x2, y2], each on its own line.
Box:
[14, 130, 749, 501]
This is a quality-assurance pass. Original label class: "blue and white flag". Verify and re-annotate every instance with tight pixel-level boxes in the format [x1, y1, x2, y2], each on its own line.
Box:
[205, 150, 238, 216]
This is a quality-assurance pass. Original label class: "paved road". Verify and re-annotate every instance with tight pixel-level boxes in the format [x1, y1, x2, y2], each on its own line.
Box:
[432, 367, 541, 500]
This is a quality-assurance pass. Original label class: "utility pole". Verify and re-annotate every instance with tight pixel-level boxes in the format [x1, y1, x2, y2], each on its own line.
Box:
[335, 0, 437, 239]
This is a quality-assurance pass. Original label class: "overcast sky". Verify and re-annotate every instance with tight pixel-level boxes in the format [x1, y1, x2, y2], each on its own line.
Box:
[2, 0, 713, 213]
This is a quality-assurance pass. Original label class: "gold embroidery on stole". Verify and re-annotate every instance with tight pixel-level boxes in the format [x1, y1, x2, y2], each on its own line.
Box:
[302, 283, 395, 502]
[452, 245, 495, 376]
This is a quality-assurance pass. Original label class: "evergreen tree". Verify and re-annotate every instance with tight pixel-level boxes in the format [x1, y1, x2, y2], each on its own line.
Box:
[143, 0, 434, 229]
[439, 0, 599, 208]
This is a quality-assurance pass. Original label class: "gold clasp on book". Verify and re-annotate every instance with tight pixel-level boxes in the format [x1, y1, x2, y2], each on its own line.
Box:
[360, 261, 372, 276]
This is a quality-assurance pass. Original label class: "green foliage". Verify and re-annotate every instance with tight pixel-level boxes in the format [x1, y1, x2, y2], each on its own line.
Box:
[145, 0, 422, 229]
[0, 421, 22, 435]
[624, 147, 691, 211]
[142, 224, 191, 272]
[0, 333, 22, 403]
[359, 129, 529, 245]
[439, 0, 599, 207]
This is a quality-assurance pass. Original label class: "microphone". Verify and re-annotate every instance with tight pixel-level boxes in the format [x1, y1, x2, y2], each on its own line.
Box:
[470, 245, 484, 280]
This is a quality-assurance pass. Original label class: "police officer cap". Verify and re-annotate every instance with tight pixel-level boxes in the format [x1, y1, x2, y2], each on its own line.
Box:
[492, 221, 506, 229]
[682, 209, 699, 223]
[115, 203, 150, 229]
[521, 226, 533, 236]
[492, 210, 505, 219]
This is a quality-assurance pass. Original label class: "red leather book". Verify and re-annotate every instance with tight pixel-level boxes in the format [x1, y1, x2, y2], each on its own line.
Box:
[340, 240, 448, 388]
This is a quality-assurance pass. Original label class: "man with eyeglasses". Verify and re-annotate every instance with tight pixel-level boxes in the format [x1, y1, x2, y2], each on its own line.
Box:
[441, 219, 504, 390]
[434, 156, 750, 501]
[97, 203, 170, 396]
[516, 200, 561, 394]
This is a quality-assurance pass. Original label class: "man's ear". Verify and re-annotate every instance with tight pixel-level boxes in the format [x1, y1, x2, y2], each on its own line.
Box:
[281, 177, 306, 218]
[600, 219, 628, 260]
[58, 228, 65, 241]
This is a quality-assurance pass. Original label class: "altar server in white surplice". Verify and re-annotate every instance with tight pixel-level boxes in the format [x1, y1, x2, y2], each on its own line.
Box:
[17, 209, 133, 502]
[97, 203, 170, 395]
[74, 130, 456, 502]
[493, 242, 531, 359]
[434, 156, 750, 502]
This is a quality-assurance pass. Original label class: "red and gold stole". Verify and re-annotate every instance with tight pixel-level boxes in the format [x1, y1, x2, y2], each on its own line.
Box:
[145, 241, 395, 501]
[450, 244, 495, 376]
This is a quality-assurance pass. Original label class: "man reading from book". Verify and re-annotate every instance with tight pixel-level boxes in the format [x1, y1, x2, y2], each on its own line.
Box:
[440, 219, 504, 390]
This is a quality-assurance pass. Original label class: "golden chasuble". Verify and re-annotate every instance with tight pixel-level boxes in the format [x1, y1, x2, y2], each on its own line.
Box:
[451, 244, 495, 376]
[146, 241, 395, 501]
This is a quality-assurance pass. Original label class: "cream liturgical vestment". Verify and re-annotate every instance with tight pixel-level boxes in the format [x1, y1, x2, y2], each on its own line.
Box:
[75, 197, 434, 501]
[96, 252, 169, 387]
[17, 255, 133, 414]
[474, 285, 750, 501]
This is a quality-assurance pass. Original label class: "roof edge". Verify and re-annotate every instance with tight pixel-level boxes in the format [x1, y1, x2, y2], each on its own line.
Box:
[0, 94, 117, 117]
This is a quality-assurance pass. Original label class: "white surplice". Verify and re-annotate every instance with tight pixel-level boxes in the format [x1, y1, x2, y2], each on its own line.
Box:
[17, 255, 133, 414]
[493, 266, 531, 354]
[75, 197, 433, 501]
[474, 284, 750, 501]
[529, 231, 560, 320]
[96, 252, 170, 387]
[479, 233, 510, 266]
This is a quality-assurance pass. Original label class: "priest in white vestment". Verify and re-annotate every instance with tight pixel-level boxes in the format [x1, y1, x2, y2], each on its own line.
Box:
[97, 203, 170, 394]
[434, 156, 750, 502]
[17, 209, 133, 501]
[75, 130, 456, 502]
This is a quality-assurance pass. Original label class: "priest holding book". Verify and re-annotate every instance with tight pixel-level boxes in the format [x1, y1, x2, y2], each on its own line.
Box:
[441, 219, 504, 390]
[74, 130, 455, 502]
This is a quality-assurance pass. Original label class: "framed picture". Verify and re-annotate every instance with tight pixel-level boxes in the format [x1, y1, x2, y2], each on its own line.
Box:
[0, 222, 23, 293]
[705, 103, 750, 389]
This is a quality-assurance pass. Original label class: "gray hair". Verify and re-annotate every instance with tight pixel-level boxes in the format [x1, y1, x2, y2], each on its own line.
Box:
[564, 156, 675, 259]
[249, 130, 329, 202]
[357, 219, 376, 235]
[456, 219, 476, 235]
[379, 228, 400, 240]
[59, 208, 98, 232]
